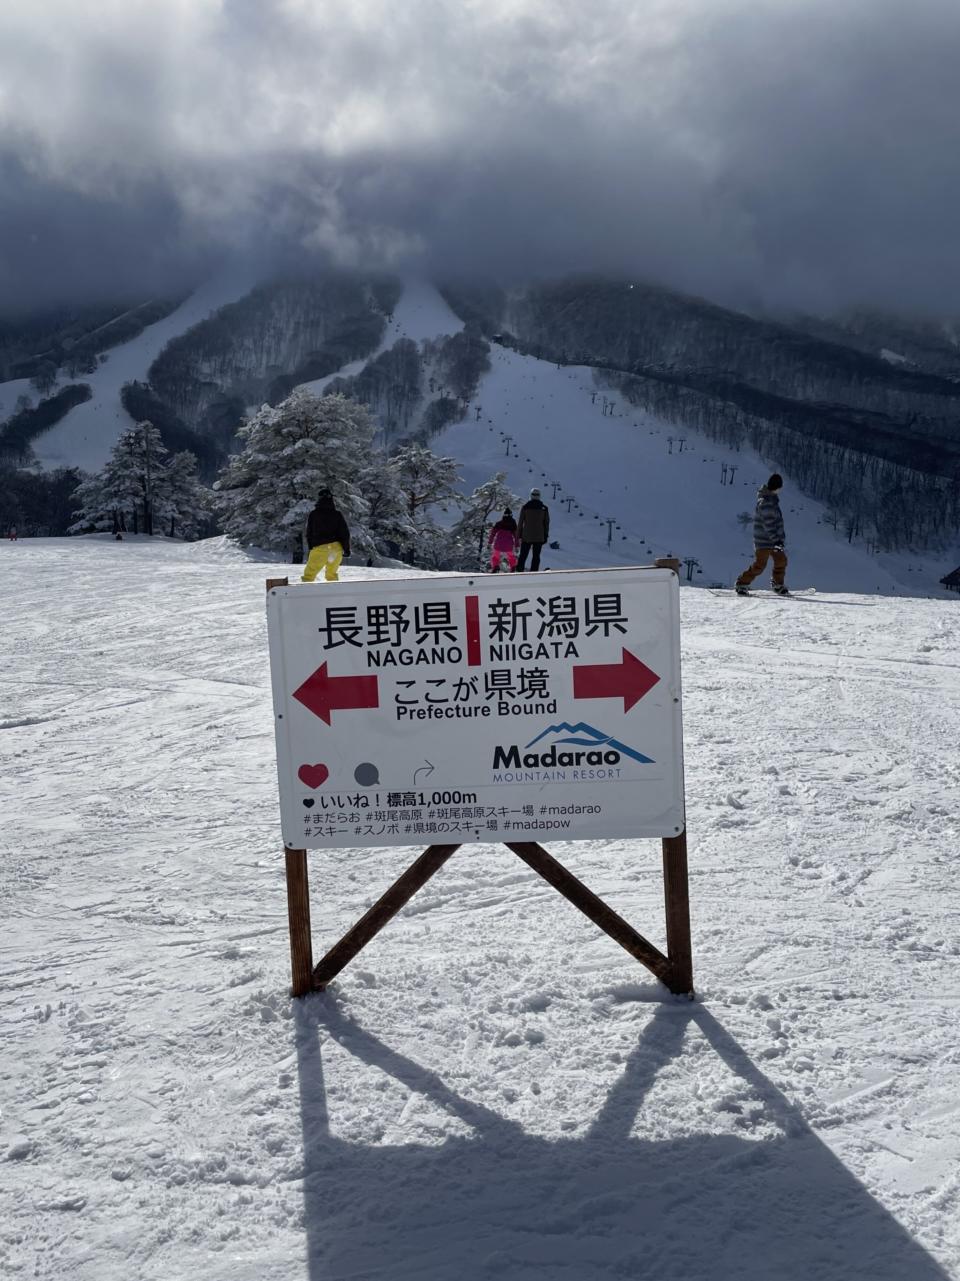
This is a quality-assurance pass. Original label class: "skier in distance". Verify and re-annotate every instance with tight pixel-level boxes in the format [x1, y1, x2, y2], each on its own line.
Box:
[735, 473, 789, 596]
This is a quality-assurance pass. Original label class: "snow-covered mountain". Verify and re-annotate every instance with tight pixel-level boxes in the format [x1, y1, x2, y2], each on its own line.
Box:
[2, 277, 959, 593]
[3, 533, 959, 1279]
[17, 273, 260, 473]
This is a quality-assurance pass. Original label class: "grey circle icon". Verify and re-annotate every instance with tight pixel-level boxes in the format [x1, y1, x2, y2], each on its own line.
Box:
[354, 762, 380, 786]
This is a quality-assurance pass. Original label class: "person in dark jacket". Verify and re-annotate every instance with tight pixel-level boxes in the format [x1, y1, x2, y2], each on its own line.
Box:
[302, 488, 351, 582]
[517, 488, 550, 571]
[735, 473, 789, 595]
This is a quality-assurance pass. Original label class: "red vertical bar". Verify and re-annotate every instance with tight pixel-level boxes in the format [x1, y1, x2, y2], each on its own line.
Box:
[465, 594, 481, 666]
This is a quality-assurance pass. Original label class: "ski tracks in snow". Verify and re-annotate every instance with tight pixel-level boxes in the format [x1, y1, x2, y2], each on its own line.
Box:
[2, 539, 960, 1279]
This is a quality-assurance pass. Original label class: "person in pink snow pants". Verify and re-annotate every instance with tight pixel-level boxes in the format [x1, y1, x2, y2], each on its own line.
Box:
[487, 508, 519, 572]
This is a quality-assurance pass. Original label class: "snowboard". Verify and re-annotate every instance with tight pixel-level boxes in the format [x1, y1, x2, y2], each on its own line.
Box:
[709, 587, 817, 598]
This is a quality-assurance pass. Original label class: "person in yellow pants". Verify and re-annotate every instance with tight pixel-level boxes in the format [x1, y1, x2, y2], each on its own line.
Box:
[302, 488, 351, 583]
[302, 541, 343, 582]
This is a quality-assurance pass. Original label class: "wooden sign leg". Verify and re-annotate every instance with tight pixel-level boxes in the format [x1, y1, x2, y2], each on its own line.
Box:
[312, 844, 461, 989]
[285, 849, 315, 997]
[662, 831, 693, 996]
[269, 580, 316, 997]
[506, 842, 672, 984]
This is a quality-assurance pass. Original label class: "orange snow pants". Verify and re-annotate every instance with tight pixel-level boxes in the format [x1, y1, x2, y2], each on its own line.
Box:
[736, 547, 788, 589]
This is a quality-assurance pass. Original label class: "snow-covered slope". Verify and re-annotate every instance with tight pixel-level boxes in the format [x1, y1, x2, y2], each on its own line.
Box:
[435, 316, 958, 595]
[3, 535, 959, 1279]
[0, 375, 34, 424]
[25, 271, 260, 473]
[297, 277, 466, 398]
[7, 276, 958, 593]
[303, 278, 959, 596]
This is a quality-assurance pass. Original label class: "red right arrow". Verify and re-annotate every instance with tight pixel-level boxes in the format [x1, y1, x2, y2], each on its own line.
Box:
[573, 648, 661, 712]
[293, 663, 379, 725]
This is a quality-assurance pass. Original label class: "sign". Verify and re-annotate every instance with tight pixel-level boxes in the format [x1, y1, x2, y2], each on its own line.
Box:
[266, 567, 684, 850]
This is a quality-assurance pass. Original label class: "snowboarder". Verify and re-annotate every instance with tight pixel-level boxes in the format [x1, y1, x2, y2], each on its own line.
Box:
[302, 488, 351, 583]
[517, 488, 550, 571]
[487, 508, 519, 572]
[8, 527, 17, 541]
[735, 474, 789, 595]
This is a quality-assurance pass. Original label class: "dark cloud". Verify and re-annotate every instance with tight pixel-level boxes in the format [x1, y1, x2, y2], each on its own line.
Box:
[1, 0, 959, 314]
[0, 155, 220, 313]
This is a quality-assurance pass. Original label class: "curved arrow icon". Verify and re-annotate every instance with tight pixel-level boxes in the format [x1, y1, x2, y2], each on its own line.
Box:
[572, 648, 660, 712]
[293, 663, 379, 725]
[413, 761, 435, 785]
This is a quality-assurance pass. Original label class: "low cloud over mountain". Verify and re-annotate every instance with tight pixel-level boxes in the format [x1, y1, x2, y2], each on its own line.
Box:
[2, 0, 959, 314]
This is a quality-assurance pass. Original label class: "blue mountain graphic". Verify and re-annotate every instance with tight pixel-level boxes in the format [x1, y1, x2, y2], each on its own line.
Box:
[526, 721, 654, 764]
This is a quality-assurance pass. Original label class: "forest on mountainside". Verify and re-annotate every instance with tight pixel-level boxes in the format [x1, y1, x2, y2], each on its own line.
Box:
[787, 308, 960, 380]
[325, 329, 491, 443]
[120, 381, 224, 478]
[147, 274, 401, 443]
[441, 277, 960, 552]
[0, 384, 93, 462]
[0, 298, 184, 385]
[601, 369, 960, 552]
[0, 462, 84, 536]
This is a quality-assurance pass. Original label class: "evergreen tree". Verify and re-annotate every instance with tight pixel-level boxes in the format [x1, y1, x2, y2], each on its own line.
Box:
[387, 442, 463, 565]
[70, 421, 208, 538]
[102, 421, 169, 535]
[69, 472, 116, 535]
[215, 389, 377, 560]
[356, 456, 417, 558]
[157, 452, 210, 539]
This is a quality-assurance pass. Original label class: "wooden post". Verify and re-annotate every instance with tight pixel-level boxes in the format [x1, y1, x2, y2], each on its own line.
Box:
[285, 848, 315, 996]
[654, 557, 681, 575]
[312, 844, 461, 989]
[506, 842, 672, 983]
[662, 830, 693, 995]
[267, 578, 315, 996]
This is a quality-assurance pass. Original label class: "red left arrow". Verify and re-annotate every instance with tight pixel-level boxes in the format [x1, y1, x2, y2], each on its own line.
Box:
[573, 648, 661, 712]
[292, 663, 379, 725]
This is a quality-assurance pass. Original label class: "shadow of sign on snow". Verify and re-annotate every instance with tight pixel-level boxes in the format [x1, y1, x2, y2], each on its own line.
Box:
[294, 1000, 948, 1281]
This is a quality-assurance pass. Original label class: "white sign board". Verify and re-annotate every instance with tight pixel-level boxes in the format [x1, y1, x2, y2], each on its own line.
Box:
[266, 567, 684, 850]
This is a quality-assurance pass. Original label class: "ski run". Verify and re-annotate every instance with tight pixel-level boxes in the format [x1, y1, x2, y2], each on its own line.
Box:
[3, 533, 959, 1281]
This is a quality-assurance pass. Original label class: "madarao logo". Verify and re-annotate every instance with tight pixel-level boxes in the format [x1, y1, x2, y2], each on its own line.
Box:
[491, 721, 654, 771]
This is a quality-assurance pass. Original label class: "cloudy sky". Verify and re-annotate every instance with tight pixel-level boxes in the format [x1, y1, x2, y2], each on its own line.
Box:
[2, 0, 959, 315]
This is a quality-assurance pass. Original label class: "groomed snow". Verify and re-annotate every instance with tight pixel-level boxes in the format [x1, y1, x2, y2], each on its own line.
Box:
[24, 271, 261, 474]
[439, 336, 959, 594]
[7, 275, 958, 594]
[0, 377, 34, 425]
[303, 277, 960, 595]
[3, 534, 959, 1280]
[297, 278, 466, 399]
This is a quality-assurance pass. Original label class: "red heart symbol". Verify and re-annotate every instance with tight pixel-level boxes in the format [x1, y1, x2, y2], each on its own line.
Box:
[298, 763, 329, 788]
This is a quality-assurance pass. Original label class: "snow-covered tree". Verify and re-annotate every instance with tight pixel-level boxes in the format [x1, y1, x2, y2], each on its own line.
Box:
[356, 456, 418, 558]
[215, 389, 378, 561]
[69, 472, 117, 535]
[157, 452, 210, 539]
[387, 442, 463, 565]
[70, 421, 208, 538]
[389, 442, 462, 526]
[102, 421, 169, 535]
[451, 471, 520, 567]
